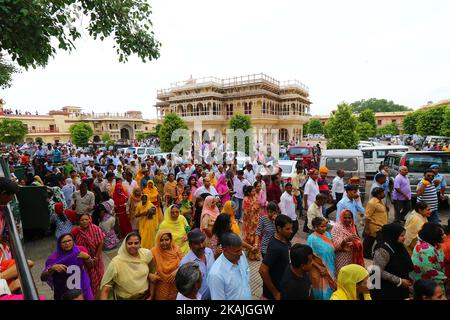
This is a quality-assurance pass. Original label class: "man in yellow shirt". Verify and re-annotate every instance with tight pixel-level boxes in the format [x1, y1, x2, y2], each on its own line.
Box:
[363, 187, 388, 259]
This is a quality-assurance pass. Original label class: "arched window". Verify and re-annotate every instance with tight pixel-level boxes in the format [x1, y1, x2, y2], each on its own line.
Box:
[227, 104, 234, 116]
[262, 102, 266, 114]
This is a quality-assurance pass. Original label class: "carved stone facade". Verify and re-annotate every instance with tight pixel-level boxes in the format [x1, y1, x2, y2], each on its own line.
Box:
[156, 73, 312, 146]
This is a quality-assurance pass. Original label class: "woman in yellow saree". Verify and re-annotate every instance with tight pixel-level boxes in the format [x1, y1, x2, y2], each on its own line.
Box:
[158, 205, 190, 256]
[143, 180, 163, 223]
[135, 194, 161, 250]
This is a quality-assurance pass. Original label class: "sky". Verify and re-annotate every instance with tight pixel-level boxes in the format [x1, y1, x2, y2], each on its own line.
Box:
[1, 0, 450, 119]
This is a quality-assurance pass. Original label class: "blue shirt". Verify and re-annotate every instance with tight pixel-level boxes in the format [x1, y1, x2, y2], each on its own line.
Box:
[207, 253, 252, 300]
[176, 171, 190, 186]
[433, 173, 447, 190]
[52, 150, 61, 163]
[50, 213, 73, 239]
[180, 248, 215, 300]
[336, 196, 365, 222]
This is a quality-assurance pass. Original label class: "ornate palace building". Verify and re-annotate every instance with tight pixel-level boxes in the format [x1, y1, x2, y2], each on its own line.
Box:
[156, 73, 312, 146]
[0, 101, 157, 144]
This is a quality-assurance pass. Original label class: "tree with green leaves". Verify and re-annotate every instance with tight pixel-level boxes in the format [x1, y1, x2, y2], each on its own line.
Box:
[307, 119, 324, 134]
[101, 132, 111, 143]
[402, 111, 422, 134]
[0, 55, 19, 88]
[440, 106, 450, 136]
[69, 123, 93, 147]
[377, 123, 399, 136]
[357, 122, 375, 140]
[0, 0, 161, 87]
[159, 113, 188, 152]
[136, 132, 147, 141]
[350, 98, 411, 113]
[303, 121, 309, 135]
[358, 109, 376, 129]
[325, 103, 359, 149]
[0, 119, 28, 144]
[228, 114, 253, 155]
[416, 106, 446, 136]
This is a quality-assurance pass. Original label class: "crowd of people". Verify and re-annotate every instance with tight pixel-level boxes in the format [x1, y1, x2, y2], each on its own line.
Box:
[0, 141, 449, 301]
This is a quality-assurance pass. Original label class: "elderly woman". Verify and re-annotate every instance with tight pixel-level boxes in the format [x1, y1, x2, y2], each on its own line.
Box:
[370, 223, 413, 300]
[200, 196, 220, 247]
[149, 230, 183, 300]
[159, 205, 190, 256]
[71, 214, 105, 298]
[330, 264, 371, 300]
[41, 233, 94, 300]
[331, 209, 364, 274]
[99, 232, 153, 300]
[410, 223, 446, 291]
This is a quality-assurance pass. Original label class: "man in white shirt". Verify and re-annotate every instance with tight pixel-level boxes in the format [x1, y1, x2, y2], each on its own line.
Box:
[303, 169, 319, 212]
[85, 160, 96, 178]
[194, 177, 219, 201]
[232, 170, 251, 221]
[278, 183, 298, 241]
[327, 169, 345, 217]
[243, 163, 256, 185]
[122, 172, 138, 196]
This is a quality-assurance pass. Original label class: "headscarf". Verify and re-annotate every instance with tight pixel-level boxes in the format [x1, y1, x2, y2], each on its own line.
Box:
[375, 223, 414, 271]
[319, 167, 329, 174]
[159, 205, 190, 256]
[208, 171, 217, 187]
[221, 200, 240, 236]
[112, 183, 128, 206]
[44, 233, 93, 300]
[136, 195, 154, 214]
[201, 196, 220, 223]
[130, 187, 142, 202]
[330, 264, 371, 300]
[143, 180, 159, 202]
[331, 209, 364, 266]
[33, 175, 44, 186]
[100, 233, 153, 299]
[151, 230, 183, 281]
[216, 175, 229, 194]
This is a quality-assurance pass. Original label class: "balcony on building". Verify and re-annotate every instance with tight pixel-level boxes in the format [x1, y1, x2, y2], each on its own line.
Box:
[28, 126, 59, 133]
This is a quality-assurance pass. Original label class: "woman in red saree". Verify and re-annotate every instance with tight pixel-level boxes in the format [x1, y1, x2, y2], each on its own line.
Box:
[71, 214, 105, 298]
[243, 185, 261, 261]
[331, 209, 365, 274]
[113, 183, 132, 237]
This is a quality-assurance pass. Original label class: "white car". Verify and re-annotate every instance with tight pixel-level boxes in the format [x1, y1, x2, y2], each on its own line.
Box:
[258, 160, 297, 183]
[153, 152, 183, 164]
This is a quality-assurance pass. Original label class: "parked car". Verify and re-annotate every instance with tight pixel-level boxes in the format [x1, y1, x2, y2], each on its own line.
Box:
[383, 151, 450, 204]
[152, 152, 183, 164]
[360, 145, 409, 174]
[287, 145, 318, 169]
[422, 136, 450, 148]
[258, 160, 298, 184]
[319, 149, 366, 202]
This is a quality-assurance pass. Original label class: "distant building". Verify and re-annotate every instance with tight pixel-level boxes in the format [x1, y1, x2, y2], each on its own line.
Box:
[155, 73, 312, 146]
[419, 99, 450, 110]
[0, 104, 157, 144]
[312, 111, 412, 132]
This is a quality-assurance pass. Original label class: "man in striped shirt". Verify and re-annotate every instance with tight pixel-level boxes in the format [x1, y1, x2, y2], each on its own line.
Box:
[416, 169, 439, 224]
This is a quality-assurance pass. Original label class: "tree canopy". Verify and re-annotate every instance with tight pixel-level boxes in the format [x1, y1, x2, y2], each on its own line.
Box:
[0, 0, 161, 87]
[306, 119, 324, 135]
[325, 103, 359, 149]
[350, 98, 411, 113]
[402, 110, 422, 135]
[159, 113, 188, 152]
[441, 107, 450, 137]
[416, 106, 446, 136]
[69, 123, 93, 146]
[377, 123, 399, 136]
[0, 118, 27, 144]
[229, 114, 252, 155]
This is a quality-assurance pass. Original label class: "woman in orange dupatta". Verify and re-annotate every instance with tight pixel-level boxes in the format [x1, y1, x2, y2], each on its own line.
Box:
[200, 196, 220, 247]
[149, 230, 182, 300]
[143, 180, 164, 223]
[243, 186, 261, 261]
[127, 187, 142, 232]
[331, 209, 365, 275]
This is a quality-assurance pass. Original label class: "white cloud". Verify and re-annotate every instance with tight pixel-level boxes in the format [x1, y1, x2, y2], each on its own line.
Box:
[1, 0, 449, 118]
